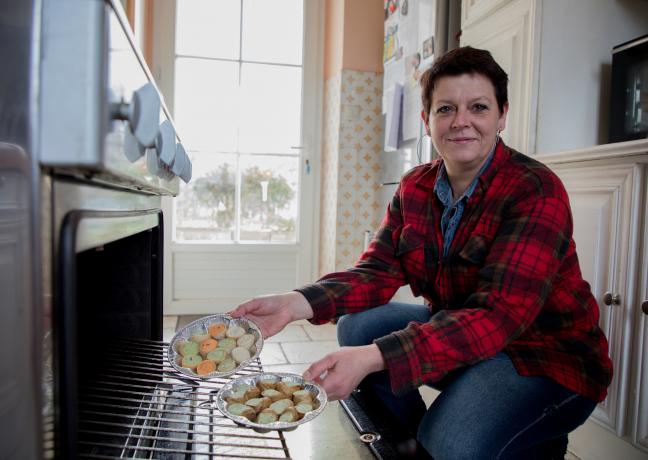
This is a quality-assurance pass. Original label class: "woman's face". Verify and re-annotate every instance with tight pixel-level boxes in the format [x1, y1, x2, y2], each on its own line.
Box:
[423, 73, 508, 173]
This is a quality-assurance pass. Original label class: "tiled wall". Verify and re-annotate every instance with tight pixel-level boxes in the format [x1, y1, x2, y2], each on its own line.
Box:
[319, 69, 384, 275]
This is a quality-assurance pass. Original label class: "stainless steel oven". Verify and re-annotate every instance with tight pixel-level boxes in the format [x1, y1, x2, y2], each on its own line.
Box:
[1, 0, 292, 458]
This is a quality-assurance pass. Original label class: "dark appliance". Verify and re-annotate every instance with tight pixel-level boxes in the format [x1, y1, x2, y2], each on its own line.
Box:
[0, 0, 291, 458]
[609, 34, 648, 143]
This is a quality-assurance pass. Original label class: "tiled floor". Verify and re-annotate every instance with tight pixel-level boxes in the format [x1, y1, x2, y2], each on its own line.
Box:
[164, 315, 582, 460]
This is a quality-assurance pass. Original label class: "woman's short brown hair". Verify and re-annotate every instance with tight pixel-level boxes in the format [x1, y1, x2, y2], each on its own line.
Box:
[420, 46, 508, 116]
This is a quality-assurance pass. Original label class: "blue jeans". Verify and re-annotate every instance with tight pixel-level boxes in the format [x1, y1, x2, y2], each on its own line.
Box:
[337, 302, 597, 460]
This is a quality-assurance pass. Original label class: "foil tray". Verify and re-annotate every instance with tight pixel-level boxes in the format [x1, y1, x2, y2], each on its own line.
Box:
[167, 314, 263, 379]
[216, 372, 328, 432]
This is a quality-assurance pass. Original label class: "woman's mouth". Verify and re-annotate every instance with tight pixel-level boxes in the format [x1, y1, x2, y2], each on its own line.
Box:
[448, 137, 475, 144]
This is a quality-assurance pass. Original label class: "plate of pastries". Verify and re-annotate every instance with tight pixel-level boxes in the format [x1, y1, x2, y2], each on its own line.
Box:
[168, 314, 263, 379]
[216, 372, 327, 431]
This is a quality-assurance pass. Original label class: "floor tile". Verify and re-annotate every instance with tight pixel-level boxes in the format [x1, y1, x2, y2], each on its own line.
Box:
[291, 319, 311, 326]
[565, 452, 580, 460]
[303, 323, 338, 341]
[266, 325, 310, 343]
[259, 342, 289, 365]
[419, 385, 440, 407]
[262, 363, 311, 375]
[281, 341, 340, 364]
[163, 328, 176, 343]
[283, 400, 374, 460]
[176, 315, 203, 330]
[163, 315, 178, 330]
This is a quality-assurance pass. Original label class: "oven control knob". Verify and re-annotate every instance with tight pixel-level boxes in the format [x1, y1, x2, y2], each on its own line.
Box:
[172, 143, 192, 183]
[111, 82, 161, 148]
[123, 126, 145, 162]
[146, 147, 160, 175]
[130, 83, 160, 147]
[156, 120, 176, 166]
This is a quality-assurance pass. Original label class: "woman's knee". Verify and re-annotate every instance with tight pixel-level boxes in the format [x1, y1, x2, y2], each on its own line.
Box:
[336, 314, 368, 346]
[417, 422, 494, 460]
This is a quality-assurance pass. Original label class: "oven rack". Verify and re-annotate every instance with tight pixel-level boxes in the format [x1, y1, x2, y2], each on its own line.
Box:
[58, 338, 292, 459]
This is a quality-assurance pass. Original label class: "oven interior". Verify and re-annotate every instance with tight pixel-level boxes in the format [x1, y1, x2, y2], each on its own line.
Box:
[47, 209, 291, 459]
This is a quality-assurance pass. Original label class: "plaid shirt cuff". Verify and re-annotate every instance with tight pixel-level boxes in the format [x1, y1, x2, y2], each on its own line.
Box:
[374, 332, 418, 396]
[293, 286, 335, 325]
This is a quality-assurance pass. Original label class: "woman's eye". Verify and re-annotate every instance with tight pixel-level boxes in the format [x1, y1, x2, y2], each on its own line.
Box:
[436, 106, 453, 114]
[472, 103, 488, 112]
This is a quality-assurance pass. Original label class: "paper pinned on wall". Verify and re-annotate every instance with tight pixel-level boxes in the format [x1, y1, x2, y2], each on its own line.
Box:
[402, 83, 422, 141]
[384, 83, 403, 152]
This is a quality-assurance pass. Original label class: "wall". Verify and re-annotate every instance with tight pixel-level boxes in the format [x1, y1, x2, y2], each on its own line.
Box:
[319, 0, 385, 275]
[535, 0, 648, 154]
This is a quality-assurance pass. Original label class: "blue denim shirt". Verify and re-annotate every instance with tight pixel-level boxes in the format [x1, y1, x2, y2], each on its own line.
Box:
[434, 145, 496, 258]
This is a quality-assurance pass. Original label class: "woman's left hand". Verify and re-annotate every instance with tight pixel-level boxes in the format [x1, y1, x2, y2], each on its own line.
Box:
[302, 344, 386, 401]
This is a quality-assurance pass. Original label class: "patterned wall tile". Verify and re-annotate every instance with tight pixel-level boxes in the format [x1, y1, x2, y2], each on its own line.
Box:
[320, 69, 384, 276]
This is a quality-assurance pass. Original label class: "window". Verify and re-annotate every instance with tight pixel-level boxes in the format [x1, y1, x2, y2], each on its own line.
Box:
[173, 0, 304, 243]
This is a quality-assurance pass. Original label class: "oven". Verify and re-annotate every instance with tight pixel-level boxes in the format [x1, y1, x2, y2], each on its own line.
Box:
[0, 0, 292, 458]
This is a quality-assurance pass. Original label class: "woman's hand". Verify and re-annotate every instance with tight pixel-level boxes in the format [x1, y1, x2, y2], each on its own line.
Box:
[303, 344, 386, 401]
[229, 291, 313, 339]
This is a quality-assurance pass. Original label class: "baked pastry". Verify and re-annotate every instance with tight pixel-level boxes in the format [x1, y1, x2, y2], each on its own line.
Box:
[257, 408, 278, 424]
[226, 324, 246, 339]
[199, 338, 218, 357]
[295, 402, 314, 417]
[278, 407, 300, 422]
[228, 403, 255, 421]
[217, 338, 237, 351]
[231, 346, 251, 364]
[277, 382, 301, 397]
[237, 333, 256, 349]
[292, 389, 313, 404]
[245, 397, 271, 413]
[261, 389, 286, 402]
[256, 379, 277, 391]
[180, 354, 202, 370]
[217, 358, 236, 373]
[190, 334, 211, 343]
[226, 388, 248, 404]
[208, 322, 227, 339]
[244, 386, 261, 400]
[206, 348, 228, 364]
[269, 398, 294, 415]
[196, 359, 216, 376]
[178, 341, 199, 357]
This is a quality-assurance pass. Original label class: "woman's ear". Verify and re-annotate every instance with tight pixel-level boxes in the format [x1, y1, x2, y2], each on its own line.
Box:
[421, 110, 431, 136]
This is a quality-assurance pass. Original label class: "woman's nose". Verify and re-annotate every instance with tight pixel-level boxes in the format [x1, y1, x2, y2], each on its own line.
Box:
[451, 108, 469, 129]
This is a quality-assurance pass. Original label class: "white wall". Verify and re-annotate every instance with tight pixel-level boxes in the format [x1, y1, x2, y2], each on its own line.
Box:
[535, 0, 648, 154]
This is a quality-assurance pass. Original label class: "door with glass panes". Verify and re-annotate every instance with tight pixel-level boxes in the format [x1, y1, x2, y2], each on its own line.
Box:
[168, 0, 321, 313]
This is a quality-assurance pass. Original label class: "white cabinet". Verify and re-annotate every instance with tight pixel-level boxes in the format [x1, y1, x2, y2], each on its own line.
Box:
[542, 142, 648, 458]
[549, 162, 639, 435]
[460, 0, 538, 155]
[633, 178, 648, 451]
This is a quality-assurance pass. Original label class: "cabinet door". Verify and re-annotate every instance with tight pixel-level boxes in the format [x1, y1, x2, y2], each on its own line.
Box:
[552, 163, 642, 436]
[460, 0, 537, 154]
[633, 167, 648, 452]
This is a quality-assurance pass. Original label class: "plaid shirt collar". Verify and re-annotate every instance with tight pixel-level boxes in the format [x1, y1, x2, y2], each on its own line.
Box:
[415, 139, 508, 194]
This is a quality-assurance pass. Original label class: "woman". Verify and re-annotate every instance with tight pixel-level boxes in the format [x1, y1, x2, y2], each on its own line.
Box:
[232, 47, 612, 459]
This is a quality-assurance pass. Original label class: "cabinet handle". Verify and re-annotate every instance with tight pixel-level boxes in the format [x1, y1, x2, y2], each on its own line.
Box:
[603, 292, 621, 306]
[642, 300, 648, 315]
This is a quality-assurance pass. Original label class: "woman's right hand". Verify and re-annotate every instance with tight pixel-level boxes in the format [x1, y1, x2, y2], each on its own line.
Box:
[229, 291, 313, 339]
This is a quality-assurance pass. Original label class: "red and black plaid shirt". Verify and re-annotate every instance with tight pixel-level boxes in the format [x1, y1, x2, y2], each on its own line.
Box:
[297, 141, 613, 402]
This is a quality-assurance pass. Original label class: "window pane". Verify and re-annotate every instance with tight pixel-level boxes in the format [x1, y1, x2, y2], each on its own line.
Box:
[174, 58, 239, 152]
[242, 0, 303, 65]
[175, 153, 237, 241]
[239, 155, 298, 242]
[239, 63, 302, 153]
[176, 0, 240, 59]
